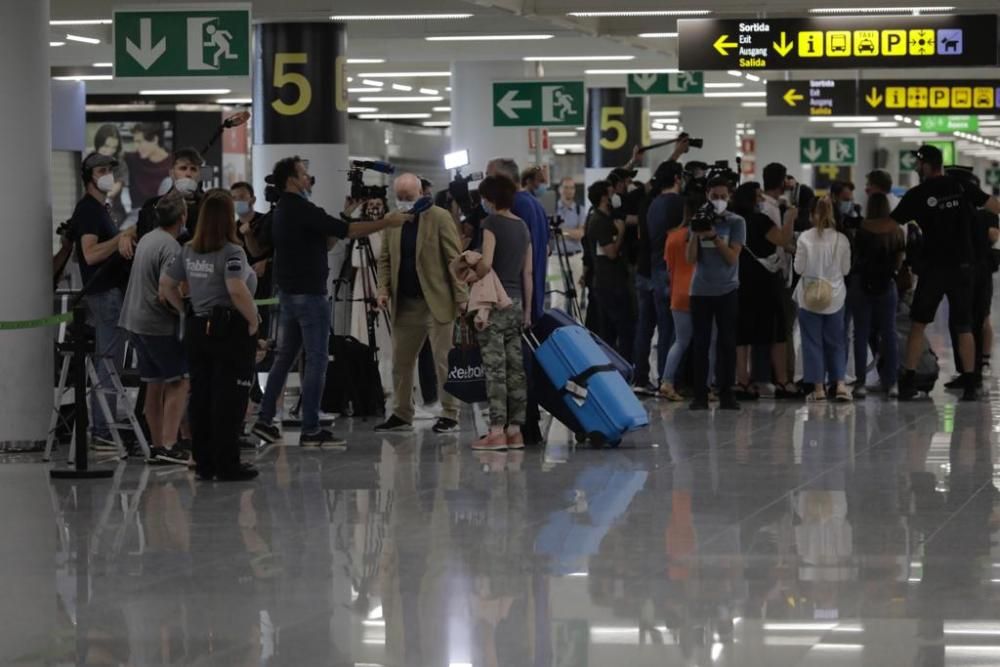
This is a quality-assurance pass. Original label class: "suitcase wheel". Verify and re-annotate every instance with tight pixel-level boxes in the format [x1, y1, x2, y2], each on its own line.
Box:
[587, 432, 606, 449]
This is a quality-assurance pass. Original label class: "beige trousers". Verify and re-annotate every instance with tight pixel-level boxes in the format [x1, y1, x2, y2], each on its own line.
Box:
[391, 298, 460, 423]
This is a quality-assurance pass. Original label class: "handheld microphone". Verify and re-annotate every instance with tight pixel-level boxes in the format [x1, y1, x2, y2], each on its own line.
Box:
[352, 160, 397, 175]
[410, 196, 433, 216]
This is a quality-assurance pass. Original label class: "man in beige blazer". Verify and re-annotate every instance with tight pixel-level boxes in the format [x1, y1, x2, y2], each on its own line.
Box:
[375, 173, 467, 432]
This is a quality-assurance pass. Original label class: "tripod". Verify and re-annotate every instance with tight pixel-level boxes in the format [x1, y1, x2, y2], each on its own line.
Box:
[546, 216, 583, 322]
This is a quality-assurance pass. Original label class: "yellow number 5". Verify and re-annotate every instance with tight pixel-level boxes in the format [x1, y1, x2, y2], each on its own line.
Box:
[272, 53, 312, 116]
[600, 106, 627, 150]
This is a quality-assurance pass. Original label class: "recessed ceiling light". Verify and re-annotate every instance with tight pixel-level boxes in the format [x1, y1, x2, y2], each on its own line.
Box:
[703, 91, 766, 98]
[522, 55, 636, 62]
[358, 113, 433, 119]
[422, 121, 451, 127]
[139, 89, 231, 95]
[216, 97, 252, 104]
[53, 74, 113, 81]
[744, 74, 761, 82]
[649, 110, 681, 116]
[809, 116, 879, 122]
[358, 71, 451, 77]
[585, 68, 679, 74]
[433, 106, 451, 112]
[740, 101, 767, 107]
[346, 58, 386, 64]
[49, 41, 65, 47]
[704, 82, 744, 88]
[50, 19, 111, 25]
[348, 106, 379, 113]
[66, 34, 101, 44]
[361, 79, 384, 87]
[568, 10, 710, 17]
[809, 6, 954, 14]
[426, 34, 553, 41]
[638, 32, 678, 38]
[833, 122, 900, 128]
[348, 87, 383, 93]
[391, 83, 413, 91]
[548, 131, 578, 137]
[92, 62, 113, 68]
[357, 96, 445, 102]
[727, 71, 743, 78]
[420, 88, 439, 95]
[331, 14, 473, 20]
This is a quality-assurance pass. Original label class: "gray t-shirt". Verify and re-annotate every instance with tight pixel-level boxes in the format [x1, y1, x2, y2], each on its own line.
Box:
[482, 213, 531, 300]
[166, 242, 256, 316]
[689, 212, 746, 297]
[119, 227, 181, 336]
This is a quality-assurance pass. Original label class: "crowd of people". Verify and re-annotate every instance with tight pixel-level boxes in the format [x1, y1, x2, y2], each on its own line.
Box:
[64, 134, 1000, 480]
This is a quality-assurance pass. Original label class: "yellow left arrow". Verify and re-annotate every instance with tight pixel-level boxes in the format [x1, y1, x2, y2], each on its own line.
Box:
[713, 34, 738, 56]
[783, 88, 804, 107]
[773, 31, 794, 57]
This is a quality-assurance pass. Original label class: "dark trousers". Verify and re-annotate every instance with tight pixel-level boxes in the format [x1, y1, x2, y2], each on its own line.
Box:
[950, 267, 993, 374]
[632, 275, 657, 385]
[418, 340, 438, 404]
[185, 316, 256, 477]
[595, 284, 635, 363]
[691, 290, 738, 400]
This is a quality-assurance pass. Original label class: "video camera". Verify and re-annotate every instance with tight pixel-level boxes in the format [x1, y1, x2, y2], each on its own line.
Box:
[348, 160, 395, 202]
[684, 159, 739, 199]
[689, 201, 720, 233]
[443, 150, 484, 217]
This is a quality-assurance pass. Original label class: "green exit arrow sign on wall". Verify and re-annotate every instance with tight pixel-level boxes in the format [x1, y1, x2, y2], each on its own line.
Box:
[800, 137, 856, 165]
[920, 115, 979, 133]
[492, 81, 585, 127]
[114, 6, 251, 77]
[626, 72, 704, 96]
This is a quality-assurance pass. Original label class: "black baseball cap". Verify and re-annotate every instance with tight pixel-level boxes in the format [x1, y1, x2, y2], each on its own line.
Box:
[609, 167, 638, 182]
[913, 144, 943, 168]
[82, 152, 118, 171]
[652, 160, 683, 187]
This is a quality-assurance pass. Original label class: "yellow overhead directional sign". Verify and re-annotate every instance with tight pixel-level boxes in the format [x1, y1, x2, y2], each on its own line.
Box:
[713, 34, 738, 56]
[799, 31, 823, 57]
[853, 30, 878, 56]
[773, 32, 794, 57]
[783, 88, 805, 106]
[864, 87, 883, 108]
[860, 80, 999, 114]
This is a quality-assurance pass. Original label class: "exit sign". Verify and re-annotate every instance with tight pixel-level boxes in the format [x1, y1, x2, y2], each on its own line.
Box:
[920, 115, 978, 132]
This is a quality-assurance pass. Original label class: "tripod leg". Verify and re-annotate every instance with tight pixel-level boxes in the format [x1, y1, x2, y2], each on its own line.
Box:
[45, 353, 72, 462]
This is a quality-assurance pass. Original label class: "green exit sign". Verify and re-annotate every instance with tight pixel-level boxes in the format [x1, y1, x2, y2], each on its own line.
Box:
[920, 115, 979, 133]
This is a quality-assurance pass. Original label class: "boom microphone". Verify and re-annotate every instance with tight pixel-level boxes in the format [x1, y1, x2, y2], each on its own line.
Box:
[352, 160, 397, 175]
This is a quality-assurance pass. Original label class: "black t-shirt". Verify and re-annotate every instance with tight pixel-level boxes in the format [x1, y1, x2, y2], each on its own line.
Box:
[272, 192, 350, 295]
[615, 186, 645, 268]
[587, 208, 629, 291]
[73, 194, 128, 293]
[138, 190, 202, 241]
[891, 175, 989, 267]
[972, 209, 1000, 270]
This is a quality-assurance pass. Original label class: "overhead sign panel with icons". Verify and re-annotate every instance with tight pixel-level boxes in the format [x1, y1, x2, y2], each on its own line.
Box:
[859, 79, 1000, 114]
[766, 79, 858, 117]
[919, 115, 979, 133]
[677, 15, 997, 71]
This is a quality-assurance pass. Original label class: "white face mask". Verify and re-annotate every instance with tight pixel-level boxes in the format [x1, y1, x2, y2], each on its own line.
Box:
[174, 177, 197, 195]
[838, 200, 854, 215]
[95, 173, 115, 193]
[396, 200, 415, 213]
[234, 200, 252, 217]
[611, 193, 622, 209]
[711, 199, 728, 214]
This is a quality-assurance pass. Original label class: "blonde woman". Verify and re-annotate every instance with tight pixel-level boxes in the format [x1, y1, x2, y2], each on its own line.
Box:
[794, 197, 852, 402]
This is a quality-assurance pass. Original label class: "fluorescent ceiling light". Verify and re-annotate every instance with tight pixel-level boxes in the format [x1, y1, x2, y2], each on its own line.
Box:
[585, 68, 678, 74]
[809, 115, 878, 122]
[391, 83, 413, 91]
[553, 143, 585, 150]
[357, 96, 445, 102]
[348, 87, 383, 93]
[358, 71, 451, 77]
[50, 19, 111, 25]
[523, 55, 636, 62]
[332, 14, 473, 20]
[649, 110, 681, 116]
[422, 121, 451, 127]
[433, 106, 451, 112]
[704, 91, 766, 98]
[53, 74, 112, 81]
[426, 34, 553, 41]
[358, 113, 432, 119]
[361, 79, 384, 87]
[638, 32, 678, 38]
[741, 101, 767, 107]
[49, 42, 65, 47]
[139, 88, 231, 95]
[833, 121, 899, 128]
[92, 62, 112, 68]
[744, 73, 761, 82]
[66, 33, 101, 44]
[348, 106, 378, 113]
[704, 82, 744, 88]
[810, 6, 954, 14]
[346, 58, 385, 64]
[548, 131, 578, 137]
[420, 88, 439, 95]
[568, 10, 711, 17]
[216, 97, 252, 104]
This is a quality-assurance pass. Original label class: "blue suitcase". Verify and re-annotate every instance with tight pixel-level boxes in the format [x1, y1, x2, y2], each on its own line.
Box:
[529, 325, 648, 447]
[533, 309, 633, 383]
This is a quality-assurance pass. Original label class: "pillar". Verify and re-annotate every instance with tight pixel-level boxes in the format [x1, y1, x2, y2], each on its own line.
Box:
[585, 87, 647, 186]
[252, 22, 349, 317]
[0, 0, 52, 448]
[451, 61, 536, 174]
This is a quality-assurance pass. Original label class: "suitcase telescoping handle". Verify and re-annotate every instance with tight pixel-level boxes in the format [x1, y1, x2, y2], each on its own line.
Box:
[522, 330, 542, 350]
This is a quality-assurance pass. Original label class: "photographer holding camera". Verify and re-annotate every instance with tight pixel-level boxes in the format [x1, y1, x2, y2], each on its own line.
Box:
[251, 156, 409, 448]
[686, 177, 745, 411]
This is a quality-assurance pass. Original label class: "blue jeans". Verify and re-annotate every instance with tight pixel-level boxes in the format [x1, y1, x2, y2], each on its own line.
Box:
[852, 286, 898, 388]
[632, 273, 657, 385]
[799, 306, 847, 385]
[86, 288, 125, 437]
[651, 267, 674, 382]
[259, 294, 331, 433]
[663, 310, 692, 384]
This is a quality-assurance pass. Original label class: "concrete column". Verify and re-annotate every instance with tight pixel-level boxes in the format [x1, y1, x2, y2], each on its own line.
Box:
[451, 61, 535, 173]
[678, 106, 743, 168]
[0, 0, 52, 448]
[755, 118, 807, 182]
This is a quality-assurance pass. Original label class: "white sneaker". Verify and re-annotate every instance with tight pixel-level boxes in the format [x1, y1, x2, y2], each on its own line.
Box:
[888, 384, 899, 399]
[413, 402, 440, 421]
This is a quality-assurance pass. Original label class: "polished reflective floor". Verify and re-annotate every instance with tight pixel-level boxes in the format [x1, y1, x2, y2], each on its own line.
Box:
[7, 319, 1000, 666]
